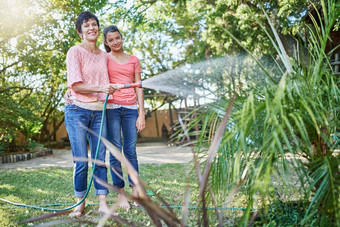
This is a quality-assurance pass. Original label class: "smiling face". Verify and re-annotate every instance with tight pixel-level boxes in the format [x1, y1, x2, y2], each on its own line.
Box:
[78, 18, 99, 41]
[104, 31, 123, 52]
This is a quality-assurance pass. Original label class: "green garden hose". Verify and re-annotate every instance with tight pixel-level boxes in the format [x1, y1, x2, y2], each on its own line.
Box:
[1, 202, 253, 211]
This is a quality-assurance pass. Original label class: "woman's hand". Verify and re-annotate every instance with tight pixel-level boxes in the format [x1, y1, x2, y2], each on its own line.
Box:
[103, 84, 120, 95]
[136, 115, 145, 133]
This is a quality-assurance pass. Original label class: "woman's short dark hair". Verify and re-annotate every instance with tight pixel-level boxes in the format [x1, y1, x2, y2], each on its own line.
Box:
[76, 11, 100, 34]
[103, 25, 122, 52]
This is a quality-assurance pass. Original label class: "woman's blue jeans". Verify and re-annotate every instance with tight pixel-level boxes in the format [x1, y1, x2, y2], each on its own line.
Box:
[107, 107, 139, 189]
[65, 105, 108, 197]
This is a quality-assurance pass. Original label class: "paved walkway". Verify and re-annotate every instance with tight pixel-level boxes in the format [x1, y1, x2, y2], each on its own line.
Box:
[0, 142, 193, 169]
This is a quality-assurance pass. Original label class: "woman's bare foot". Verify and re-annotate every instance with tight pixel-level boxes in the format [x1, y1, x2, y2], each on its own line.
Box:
[132, 187, 139, 207]
[69, 198, 85, 218]
[118, 188, 130, 209]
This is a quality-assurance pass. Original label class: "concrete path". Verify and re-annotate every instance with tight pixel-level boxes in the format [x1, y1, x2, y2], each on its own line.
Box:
[0, 142, 193, 169]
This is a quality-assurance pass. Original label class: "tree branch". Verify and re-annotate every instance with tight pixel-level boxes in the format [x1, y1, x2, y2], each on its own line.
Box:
[139, 0, 157, 4]
[0, 61, 21, 74]
[0, 86, 33, 93]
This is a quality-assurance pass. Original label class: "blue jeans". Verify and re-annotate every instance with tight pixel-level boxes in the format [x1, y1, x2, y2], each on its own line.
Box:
[107, 107, 139, 188]
[65, 105, 108, 197]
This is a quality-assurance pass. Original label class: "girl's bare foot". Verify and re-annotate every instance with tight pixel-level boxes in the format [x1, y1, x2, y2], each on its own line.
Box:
[132, 187, 139, 207]
[69, 198, 85, 218]
[118, 188, 130, 209]
[132, 201, 139, 207]
[98, 195, 111, 214]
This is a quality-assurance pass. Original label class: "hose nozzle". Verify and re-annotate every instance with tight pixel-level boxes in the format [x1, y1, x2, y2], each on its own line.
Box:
[123, 81, 142, 89]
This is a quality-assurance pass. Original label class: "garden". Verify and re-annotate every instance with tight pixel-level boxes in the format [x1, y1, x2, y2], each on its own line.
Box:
[0, 0, 339, 226]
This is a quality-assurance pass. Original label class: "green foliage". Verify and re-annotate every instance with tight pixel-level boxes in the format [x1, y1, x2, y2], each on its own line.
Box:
[133, 0, 314, 56]
[258, 200, 320, 226]
[188, 0, 340, 225]
[25, 138, 44, 152]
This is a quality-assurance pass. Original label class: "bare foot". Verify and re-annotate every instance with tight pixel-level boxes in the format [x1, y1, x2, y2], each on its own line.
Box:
[132, 187, 139, 207]
[118, 188, 130, 209]
[69, 199, 85, 218]
[98, 205, 117, 216]
[98, 195, 111, 214]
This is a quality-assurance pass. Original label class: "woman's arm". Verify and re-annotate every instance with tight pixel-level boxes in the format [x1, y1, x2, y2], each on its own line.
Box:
[72, 82, 116, 95]
[135, 72, 145, 132]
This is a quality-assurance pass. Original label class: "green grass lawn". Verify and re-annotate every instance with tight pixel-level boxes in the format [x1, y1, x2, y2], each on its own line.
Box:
[0, 163, 249, 226]
[0, 162, 313, 226]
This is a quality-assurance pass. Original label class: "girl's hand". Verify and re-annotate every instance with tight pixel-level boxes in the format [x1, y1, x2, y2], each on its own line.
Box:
[112, 84, 122, 91]
[136, 115, 145, 133]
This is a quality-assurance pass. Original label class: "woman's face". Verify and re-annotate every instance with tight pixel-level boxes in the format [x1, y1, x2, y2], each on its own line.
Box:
[79, 18, 99, 41]
[105, 31, 123, 52]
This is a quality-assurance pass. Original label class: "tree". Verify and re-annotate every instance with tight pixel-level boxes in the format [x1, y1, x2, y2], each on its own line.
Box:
[127, 0, 320, 57]
[0, 0, 110, 150]
[100, 0, 322, 113]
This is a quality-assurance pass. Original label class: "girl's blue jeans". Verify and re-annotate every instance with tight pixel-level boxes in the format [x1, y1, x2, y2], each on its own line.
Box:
[107, 107, 139, 189]
[65, 104, 108, 197]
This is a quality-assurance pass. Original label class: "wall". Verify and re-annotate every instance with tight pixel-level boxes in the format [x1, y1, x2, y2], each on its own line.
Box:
[141, 109, 178, 138]
[49, 109, 178, 141]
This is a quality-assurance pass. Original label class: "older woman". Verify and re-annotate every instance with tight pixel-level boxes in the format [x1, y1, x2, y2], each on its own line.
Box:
[65, 11, 116, 217]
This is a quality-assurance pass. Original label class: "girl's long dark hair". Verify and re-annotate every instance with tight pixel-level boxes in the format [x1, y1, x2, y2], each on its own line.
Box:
[103, 25, 122, 52]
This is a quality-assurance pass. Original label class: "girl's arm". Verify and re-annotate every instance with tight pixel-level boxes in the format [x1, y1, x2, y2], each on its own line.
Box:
[135, 72, 145, 132]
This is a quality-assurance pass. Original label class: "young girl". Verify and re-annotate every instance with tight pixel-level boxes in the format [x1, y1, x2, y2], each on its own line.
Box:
[103, 25, 145, 209]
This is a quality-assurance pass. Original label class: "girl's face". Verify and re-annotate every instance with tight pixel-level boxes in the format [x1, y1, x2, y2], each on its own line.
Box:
[79, 18, 99, 41]
[105, 31, 123, 52]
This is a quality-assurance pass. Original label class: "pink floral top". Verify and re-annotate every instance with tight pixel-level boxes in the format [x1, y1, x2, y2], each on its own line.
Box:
[66, 45, 110, 103]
